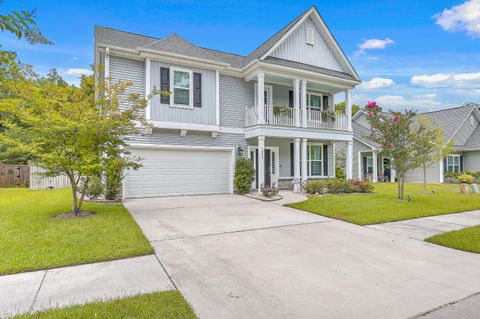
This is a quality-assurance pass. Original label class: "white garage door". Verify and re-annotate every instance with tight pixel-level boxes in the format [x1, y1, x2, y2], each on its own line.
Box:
[123, 146, 234, 198]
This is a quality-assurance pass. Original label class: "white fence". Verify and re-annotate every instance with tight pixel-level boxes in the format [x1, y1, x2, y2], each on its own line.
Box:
[29, 166, 71, 190]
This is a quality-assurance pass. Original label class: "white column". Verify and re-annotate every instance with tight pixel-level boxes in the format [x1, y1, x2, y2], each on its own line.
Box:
[439, 159, 444, 183]
[294, 79, 300, 127]
[301, 80, 307, 128]
[104, 47, 110, 79]
[358, 152, 362, 179]
[257, 72, 265, 124]
[390, 158, 396, 182]
[145, 58, 151, 120]
[258, 136, 265, 193]
[372, 150, 378, 182]
[345, 89, 352, 131]
[301, 138, 308, 184]
[346, 141, 353, 180]
[294, 138, 301, 192]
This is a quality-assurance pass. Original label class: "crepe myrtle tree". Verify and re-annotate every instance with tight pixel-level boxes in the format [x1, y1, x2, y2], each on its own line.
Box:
[366, 101, 436, 200]
[0, 69, 166, 215]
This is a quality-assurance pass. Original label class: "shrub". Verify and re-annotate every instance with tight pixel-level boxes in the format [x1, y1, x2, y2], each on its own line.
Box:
[234, 158, 255, 194]
[262, 185, 279, 198]
[105, 166, 122, 200]
[335, 165, 346, 180]
[305, 178, 374, 195]
[86, 175, 103, 198]
[458, 173, 474, 184]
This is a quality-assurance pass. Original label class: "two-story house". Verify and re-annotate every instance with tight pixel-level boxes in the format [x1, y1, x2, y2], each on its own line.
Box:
[350, 103, 480, 183]
[94, 6, 360, 198]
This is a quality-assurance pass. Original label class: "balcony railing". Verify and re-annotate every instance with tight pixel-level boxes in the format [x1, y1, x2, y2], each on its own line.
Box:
[245, 105, 349, 130]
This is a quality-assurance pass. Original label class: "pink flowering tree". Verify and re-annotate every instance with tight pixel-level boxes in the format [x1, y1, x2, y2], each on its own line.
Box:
[367, 102, 430, 199]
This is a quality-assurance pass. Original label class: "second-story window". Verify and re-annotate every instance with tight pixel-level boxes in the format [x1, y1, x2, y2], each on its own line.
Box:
[171, 68, 193, 108]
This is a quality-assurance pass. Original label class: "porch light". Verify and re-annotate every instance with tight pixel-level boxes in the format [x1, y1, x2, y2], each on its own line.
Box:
[237, 145, 244, 156]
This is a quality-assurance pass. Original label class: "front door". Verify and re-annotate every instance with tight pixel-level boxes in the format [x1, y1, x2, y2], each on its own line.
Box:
[249, 147, 279, 189]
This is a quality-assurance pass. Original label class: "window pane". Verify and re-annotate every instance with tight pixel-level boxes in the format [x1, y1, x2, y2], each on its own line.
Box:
[309, 95, 322, 108]
[453, 156, 459, 165]
[311, 161, 322, 176]
[310, 146, 321, 160]
[174, 88, 189, 105]
[174, 71, 190, 89]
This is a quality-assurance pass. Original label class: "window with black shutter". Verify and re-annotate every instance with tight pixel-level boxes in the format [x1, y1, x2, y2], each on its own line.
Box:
[160, 67, 170, 104]
[323, 95, 329, 110]
[323, 145, 328, 176]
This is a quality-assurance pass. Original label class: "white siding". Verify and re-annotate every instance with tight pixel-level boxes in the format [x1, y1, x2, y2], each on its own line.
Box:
[352, 139, 373, 179]
[404, 162, 441, 183]
[150, 61, 217, 125]
[270, 17, 344, 72]
[219, 75, 253, 128]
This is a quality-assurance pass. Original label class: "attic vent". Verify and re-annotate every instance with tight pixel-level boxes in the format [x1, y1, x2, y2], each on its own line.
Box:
[306, 27, 314, 45]
[470, 115, 475, 126]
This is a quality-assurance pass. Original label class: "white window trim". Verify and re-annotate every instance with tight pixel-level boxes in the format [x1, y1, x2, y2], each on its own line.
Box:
[170, 67, 194, 109]
[308, 142, 324, 177]
[365, 156, 374, 175]
[306, 91, 324, 111]
[254, 84, 273, 106]
[446, 154, 462, 173]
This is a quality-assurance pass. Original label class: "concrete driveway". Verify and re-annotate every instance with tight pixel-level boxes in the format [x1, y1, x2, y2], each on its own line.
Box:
[125, 195, 480, 319]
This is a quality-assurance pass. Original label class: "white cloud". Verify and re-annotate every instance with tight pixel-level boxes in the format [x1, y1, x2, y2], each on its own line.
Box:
[375, 94, 442, 110]
[411, 72, 480, 88]
[64, 68, 92, 76]
[433, 0, 480, 37]
[359, 77, 395, 90]
[357, 38, 394, 52]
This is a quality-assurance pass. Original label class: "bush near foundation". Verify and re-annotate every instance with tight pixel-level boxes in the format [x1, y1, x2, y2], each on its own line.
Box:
[234, 158, 255, 194]
[305, 178, 373, 195]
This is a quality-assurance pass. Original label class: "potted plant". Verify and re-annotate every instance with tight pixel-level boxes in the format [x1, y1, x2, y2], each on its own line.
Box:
[273, 104, 290, 117]
[458, 173, 474, 193]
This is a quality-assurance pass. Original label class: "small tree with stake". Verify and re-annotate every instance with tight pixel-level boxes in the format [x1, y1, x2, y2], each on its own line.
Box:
[367, 101, 436, 200]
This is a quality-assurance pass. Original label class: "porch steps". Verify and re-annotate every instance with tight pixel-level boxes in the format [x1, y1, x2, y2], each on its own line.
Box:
[278, 179, 293, 190]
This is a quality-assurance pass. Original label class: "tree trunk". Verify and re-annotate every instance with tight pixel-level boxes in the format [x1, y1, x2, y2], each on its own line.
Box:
[67, 173, 80, 215]
[78, 176, 90, 212]
[423, 163, 427, 194]
[397, 176, 405, 200]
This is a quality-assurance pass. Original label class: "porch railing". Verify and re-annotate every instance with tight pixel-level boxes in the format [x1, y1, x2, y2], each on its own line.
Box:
[245, 105, 349, 130]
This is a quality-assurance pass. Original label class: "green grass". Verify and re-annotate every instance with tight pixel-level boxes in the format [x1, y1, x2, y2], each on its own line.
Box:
[0, 188, 153, 275]
[12, 291, 197, 319]
[287, 183, 480, 225]
[426, 225, 480, 253]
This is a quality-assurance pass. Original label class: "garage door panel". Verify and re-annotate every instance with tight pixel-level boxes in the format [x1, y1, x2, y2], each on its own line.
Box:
[124, 147, 232, 198]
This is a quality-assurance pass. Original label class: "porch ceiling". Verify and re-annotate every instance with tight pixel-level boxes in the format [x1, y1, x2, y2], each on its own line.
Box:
[264, 73, 345, 94]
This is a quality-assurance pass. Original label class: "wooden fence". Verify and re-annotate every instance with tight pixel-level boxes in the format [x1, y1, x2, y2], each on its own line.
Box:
[0, 164, 30, 187]
[29, 166, 71, 190]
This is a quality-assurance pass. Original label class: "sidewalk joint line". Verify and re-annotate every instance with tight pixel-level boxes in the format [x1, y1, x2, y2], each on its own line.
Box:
[154, 254, 178, 290]
[30, 270, 47, 312]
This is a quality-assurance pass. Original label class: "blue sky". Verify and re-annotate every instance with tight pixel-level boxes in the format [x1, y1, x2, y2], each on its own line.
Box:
[1, 0, 479, 112]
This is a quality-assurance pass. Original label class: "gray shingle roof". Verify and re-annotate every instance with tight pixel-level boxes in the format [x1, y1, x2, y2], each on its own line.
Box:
[262, 56, 357, 81]
[421, 103, 477, 141]
[352, 122, 380, 149]
[94, 5, 359, 80]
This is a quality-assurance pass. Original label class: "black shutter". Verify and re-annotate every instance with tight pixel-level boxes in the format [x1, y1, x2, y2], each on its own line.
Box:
[323, 95, 329, 110]
[323, 145, 328, 176]
[288, 90, 294, 108]
[460, 155, 464, 172]
[290, 143, 294, 176]
[363, 157, 367, 177]
[443, 158, 448, 173]
[193, 72, 202, 107]
[160, 67, 170, 104]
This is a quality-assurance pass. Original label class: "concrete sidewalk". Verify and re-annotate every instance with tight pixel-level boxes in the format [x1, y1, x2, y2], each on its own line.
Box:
[367, 210, 480, 240]
[0, 255, 174, 318]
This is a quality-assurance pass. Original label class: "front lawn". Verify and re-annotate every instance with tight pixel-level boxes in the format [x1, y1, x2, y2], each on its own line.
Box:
[426, 225, 480, 253]
[13, 291, 197, 319]
[0, 188, 153, 275]
[287, 183, 480, 225]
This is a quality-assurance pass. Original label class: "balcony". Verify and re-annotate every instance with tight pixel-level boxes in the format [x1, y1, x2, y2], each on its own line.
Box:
[245, 105, 350, 131]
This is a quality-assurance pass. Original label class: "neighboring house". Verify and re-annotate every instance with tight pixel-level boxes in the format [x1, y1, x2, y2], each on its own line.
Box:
[348, 103, 480, 183]
[94, 6, 360, 198]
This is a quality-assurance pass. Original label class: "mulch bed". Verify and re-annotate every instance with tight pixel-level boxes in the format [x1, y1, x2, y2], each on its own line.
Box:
[54, 211, 96, 219]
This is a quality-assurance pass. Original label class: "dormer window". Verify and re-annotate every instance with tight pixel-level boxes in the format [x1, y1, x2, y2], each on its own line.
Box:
[306, 27, 314, 46]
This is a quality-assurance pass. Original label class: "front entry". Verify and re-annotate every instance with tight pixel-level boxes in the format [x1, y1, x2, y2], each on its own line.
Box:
[248, 146, 279, 189]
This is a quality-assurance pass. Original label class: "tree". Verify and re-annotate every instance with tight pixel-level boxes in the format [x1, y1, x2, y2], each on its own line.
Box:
[367, 101, 435, 200]
[334, 101, 361, 116]
[0, 1, 52, 44]
[0, 72, 153, 215]
[414, 115, 452, 193]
